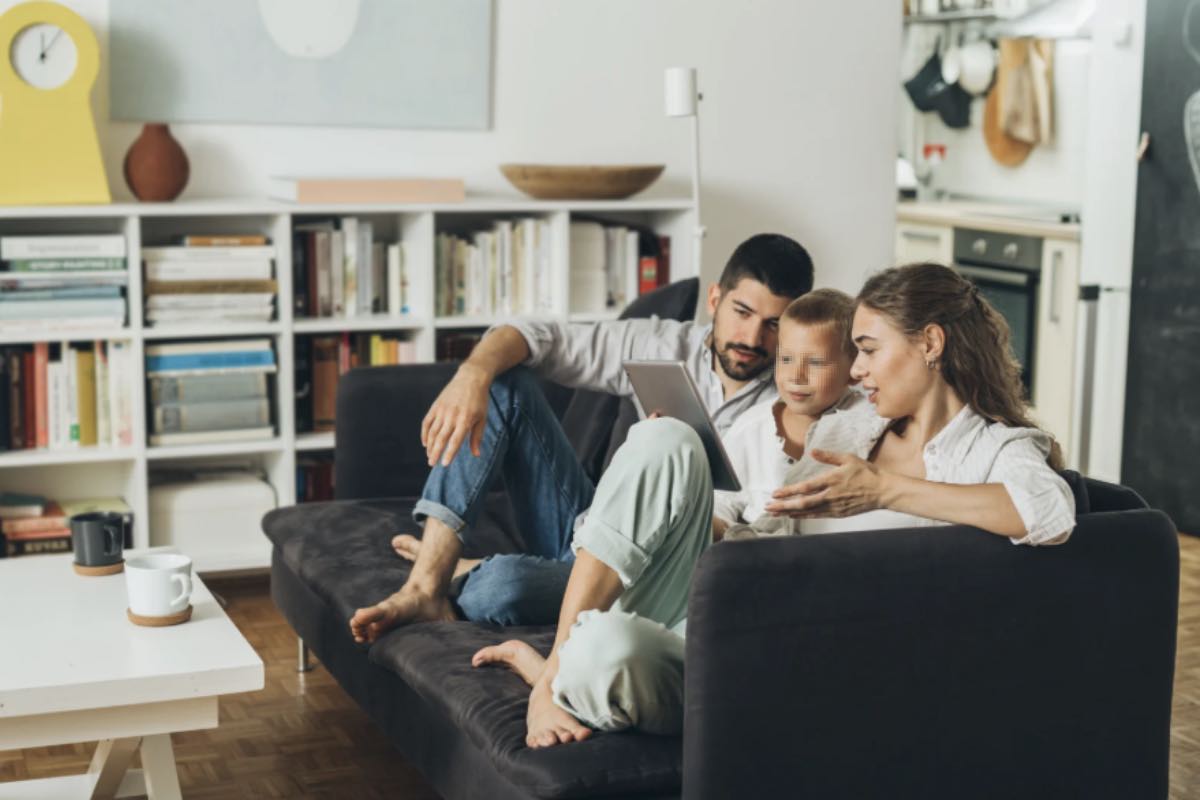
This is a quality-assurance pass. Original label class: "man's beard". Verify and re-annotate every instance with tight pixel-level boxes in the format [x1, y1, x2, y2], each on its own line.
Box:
[714, 341, 770, 381]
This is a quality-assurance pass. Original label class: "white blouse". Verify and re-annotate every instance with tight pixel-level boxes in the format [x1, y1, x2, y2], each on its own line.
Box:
[720, 401, 1076, 547]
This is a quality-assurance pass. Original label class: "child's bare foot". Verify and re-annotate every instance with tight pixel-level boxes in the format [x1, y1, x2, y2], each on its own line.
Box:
[472, 639, 547, 686]
[391, 534, 481, 578]
[526, 680, 592, 748]
[349, 587, 457, 644]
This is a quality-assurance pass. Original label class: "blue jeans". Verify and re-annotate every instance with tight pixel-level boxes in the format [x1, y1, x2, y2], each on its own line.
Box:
[413, 368, 591, 625]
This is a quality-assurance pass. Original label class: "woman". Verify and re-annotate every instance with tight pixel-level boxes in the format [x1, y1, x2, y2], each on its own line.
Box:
[474, 263, 1076, 748]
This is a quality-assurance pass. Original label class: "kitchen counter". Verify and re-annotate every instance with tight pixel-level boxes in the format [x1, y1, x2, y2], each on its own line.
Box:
[897, 200, 1081, 241]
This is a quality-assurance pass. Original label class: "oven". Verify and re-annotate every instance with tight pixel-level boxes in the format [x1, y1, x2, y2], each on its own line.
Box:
[951, 227, 1043, 397]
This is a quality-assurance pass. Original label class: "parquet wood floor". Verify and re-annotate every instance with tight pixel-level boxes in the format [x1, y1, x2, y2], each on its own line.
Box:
[2, 536, 1198, 799]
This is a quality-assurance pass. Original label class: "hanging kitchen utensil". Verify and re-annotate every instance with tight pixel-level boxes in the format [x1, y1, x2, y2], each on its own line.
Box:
[983, 39, 1034, 166]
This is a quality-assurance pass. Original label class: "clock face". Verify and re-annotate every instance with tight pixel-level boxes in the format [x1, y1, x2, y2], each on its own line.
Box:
[10, 23, 78, 90]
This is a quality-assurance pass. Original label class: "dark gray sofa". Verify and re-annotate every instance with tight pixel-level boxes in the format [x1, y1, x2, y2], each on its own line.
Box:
[262, 285, 1180, 799]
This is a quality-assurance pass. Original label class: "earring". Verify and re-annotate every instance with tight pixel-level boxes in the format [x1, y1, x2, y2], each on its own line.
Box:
[926, 359, 937, 370]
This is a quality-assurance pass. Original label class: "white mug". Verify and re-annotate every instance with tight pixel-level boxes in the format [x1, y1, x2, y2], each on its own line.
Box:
[125, 553, 193, 617]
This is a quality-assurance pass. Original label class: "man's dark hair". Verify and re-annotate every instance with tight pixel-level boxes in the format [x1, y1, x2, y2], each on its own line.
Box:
[717, 233, 814, 299]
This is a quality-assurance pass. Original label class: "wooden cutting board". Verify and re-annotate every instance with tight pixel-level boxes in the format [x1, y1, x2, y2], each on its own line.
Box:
[983, 39, 1034, 167]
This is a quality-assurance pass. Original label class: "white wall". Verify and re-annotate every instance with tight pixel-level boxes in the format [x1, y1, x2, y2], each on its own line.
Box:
[8, 0, 902, 303]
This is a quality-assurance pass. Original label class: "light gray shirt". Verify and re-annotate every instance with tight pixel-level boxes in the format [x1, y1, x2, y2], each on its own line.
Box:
[502, 317, 776, 434]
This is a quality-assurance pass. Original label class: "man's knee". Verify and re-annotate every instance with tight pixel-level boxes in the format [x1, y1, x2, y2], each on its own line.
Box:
[455, 555, 567, 626]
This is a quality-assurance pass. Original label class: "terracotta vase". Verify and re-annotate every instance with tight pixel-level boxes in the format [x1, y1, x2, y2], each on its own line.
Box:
[123, 123, 189, 202]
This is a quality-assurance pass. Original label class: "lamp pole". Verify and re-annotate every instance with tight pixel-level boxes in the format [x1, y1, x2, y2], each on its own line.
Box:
[666, 67, 705, 280]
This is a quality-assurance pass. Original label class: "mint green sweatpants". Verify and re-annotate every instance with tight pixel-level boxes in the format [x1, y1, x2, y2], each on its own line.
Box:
[550, 418, 713, 735]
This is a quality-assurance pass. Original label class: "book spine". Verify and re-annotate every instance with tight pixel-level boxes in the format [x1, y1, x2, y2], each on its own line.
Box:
[65, 347, 80, 448]
[657, 235, 671, 286]
[146, 351, 275, 373]
[639, 256, 659, 295]
[2, 516, 66, 535]
[143, 261, 272, 281]
[340, 219, 357, 317]
[371, 240, 384, 313]
[33, 342, 48, 449]
[330, 230, 345, 317]
[0, 352, 9, 452]
[153, 398, 271, 434]
[145, 280, 277, 295]
[387, 243, 402, 315]
[316, 231, 332, 316]
[47, 360, 60, 450]
[22, 352, 34, 450]
[95, 341, 110, 448]
[180, 235, 268, 247]
[109, 341, 133, 447]
[4, 258, 125, 271]
[293, 336, 313, 432]
[9, 350, 22, 450]
[292, 230, 308, 317]
[0, 235, 126, 260]
[5, 535, 72, 556]
[142, 246, 274, 261]
[311, 337, 338, 433]
[150, 372, 267, 404]
[76, 347, 96, 446]
[0, 298, 125, 320]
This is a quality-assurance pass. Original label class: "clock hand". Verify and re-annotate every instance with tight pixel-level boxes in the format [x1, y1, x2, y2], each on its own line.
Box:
[38, 31, 45, 62]
[41, 30, 63, 60]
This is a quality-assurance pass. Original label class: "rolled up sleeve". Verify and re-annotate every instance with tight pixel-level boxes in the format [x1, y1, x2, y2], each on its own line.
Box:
[493, 317, 692, 396]
[988, 433, 1076, 546]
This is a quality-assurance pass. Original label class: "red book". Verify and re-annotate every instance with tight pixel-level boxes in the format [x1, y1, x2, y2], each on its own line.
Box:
[22, 351, 34, 450]
[1, 502, 65, 535]
[33, 342, 48, 449]
[3, 524, 71, 541]
[657, 236, 671, 287]
[339, 332, 352, 374]
[638, 256, 659, 296]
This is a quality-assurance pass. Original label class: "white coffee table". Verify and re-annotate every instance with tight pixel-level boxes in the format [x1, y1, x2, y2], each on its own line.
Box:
[0, 549, 264, 799]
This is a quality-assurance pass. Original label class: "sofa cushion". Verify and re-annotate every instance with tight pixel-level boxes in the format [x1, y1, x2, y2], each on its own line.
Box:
[261, 497, 523, 620]
[369, 623, 682, 799]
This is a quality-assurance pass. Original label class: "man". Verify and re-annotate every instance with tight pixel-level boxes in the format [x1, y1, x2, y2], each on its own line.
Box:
[349, 233, 814, 641]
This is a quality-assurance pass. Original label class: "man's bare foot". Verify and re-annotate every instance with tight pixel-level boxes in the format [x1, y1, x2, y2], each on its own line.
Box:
[349, 588, 457, 644]
[472, 639, 547, 686]
[525, 680, 591, 748]
[391, 534, 481, 578]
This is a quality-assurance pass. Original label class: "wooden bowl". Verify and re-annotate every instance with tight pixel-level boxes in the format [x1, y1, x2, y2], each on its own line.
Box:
[500, 164, 665, 200]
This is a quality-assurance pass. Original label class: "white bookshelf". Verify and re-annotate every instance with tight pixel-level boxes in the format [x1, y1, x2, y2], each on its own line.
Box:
[0, 196, 697, 572]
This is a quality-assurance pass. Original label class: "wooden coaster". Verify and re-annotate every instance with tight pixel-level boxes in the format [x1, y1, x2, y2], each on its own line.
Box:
[127, 605, 193, 627]
[73, 560, 124, 577]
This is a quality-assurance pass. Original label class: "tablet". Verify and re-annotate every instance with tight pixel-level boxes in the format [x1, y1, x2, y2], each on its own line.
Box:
[623, 360, 742, 492]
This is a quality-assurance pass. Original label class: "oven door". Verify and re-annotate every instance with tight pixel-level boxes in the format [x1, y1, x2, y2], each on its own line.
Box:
[955, 263, 1039, 397]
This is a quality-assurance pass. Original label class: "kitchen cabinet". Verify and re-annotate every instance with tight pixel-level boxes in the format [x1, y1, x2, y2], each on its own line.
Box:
[894, 221, 953, 265]
[1031, 240, 1079, 459]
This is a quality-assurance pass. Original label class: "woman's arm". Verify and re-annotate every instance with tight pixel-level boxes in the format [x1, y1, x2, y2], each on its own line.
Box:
[765, 450, 1029, 538]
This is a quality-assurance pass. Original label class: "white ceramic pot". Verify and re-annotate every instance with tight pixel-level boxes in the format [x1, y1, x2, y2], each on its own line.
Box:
[957, 40, 997, 95]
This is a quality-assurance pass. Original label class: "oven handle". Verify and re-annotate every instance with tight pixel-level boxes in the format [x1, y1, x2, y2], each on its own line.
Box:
[956, 264, 1035, 287]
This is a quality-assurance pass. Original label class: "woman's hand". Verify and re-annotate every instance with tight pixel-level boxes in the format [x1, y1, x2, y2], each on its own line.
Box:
[765, 449, 887, 518]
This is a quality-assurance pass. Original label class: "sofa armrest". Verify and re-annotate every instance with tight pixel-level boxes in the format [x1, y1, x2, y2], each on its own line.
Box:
[681, 512, 1179, 800]
[334, 362, 459, 500]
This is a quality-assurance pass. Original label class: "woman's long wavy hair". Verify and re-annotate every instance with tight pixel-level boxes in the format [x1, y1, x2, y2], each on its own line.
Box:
[856, 262, 1063, 469]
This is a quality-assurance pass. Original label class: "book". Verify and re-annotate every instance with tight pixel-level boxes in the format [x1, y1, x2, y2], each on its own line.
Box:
[0, 353, 8, 452]
[0, 286, 123, 301]
[153, 398, 271, 434]
[146, 339, 275, 357]
[268, 176, 466, 204]
[144, 260, 273, 282]
[146, 350, 276, 373]
[144, 308, 275, 324]
[95, 341, 110, 448]
[0, 492, 45, 518]
[8, 350, 22, 450]
[146, 294, 274, 309]
[371, 240, 385, 313]
[0, 272, 128, 288]
[0, 235, 126, 261]
[1, 502, 65, 534]
[312, 336, 339, 433]
[340, 218, 358, 317]
[0, 298, 125, 320]
[294, 335, 313, 432]
[149, 426, 274, 447]
[108, 341, 134, 448]
[3, 257, 125, 271]
[291, 229, 309, 316]
[145, 280, 277, 295]
[387, 243, 405, 314]
[76, 347, 97, 446]
[3, 525, 70, 541]
[150, 372, 268, 404]
[179, 235, 268, 247]
[142, 246, 275, 261]
[330, 230, 345, 317]
[3, 534, 71, 556]
[33, 342, 48, 449]
[22, 351, 34, 450]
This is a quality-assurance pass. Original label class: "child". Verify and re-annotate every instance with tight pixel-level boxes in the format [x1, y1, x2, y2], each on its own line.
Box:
[713, 288, 886, 540]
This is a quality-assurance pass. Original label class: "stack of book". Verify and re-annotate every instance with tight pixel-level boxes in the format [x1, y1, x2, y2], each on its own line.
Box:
[145, 338, 276, 447]
[0, 341, 134, 452]
[435, 218, 554, 318]
[143, 236, 276, 326]
[0, 235, 128, 330]
[568, 222, 671, 314]
[292, 218, 407, 318]
[294, 332, 419, 433]
[0, 494, 132, 557]
[436, 331, 484, 362]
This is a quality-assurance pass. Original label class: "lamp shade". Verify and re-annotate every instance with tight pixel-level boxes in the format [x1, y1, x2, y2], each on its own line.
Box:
[665, 67, 698, 117]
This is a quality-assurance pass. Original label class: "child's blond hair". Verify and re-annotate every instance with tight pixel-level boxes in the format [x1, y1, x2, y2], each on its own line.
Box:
[780, 288, 857, 362]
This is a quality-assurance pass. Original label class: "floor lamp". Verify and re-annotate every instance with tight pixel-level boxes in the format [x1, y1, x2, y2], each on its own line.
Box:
[665, 67, 705, 281]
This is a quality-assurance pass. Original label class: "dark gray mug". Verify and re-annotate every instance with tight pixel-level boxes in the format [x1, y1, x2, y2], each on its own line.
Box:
[71, 512, 127, 567]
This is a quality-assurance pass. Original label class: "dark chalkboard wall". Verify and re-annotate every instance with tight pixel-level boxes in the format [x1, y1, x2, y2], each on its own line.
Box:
[1123, 0, 1200, 533]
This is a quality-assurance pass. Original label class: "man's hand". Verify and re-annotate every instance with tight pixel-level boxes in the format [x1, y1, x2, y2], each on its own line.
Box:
[765, 449, 887, 518]
[422, 364, 492, 467]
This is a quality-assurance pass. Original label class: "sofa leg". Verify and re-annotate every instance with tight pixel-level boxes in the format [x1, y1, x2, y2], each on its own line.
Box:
[297, 638, 314, 673]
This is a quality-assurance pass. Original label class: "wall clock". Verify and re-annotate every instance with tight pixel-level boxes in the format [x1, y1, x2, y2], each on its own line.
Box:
[0, 1, 111, 205]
